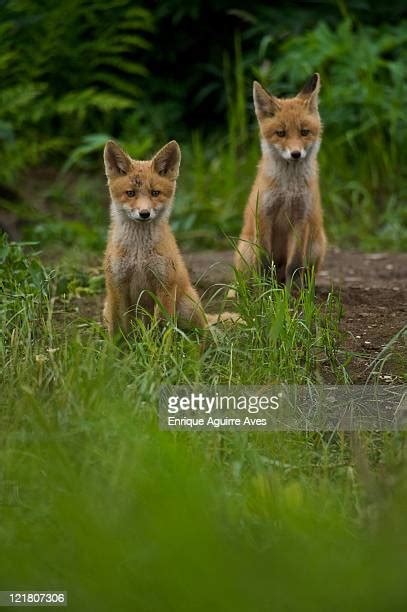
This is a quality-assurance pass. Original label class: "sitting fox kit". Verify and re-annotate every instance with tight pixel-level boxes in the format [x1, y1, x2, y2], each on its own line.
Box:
[235, 73, 327, 284]
[103, 140, 206, 335]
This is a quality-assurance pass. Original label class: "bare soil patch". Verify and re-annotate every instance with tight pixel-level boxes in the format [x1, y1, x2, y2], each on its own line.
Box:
[184, 249, 407, 382]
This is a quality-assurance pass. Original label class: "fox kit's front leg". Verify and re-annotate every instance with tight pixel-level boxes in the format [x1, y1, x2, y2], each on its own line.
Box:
[103, 293, 116, 337]
[156, 278, 206, 329]
[154, 284, 177, 323]
[177, 289, 206, 329]
[307, 224, 327, 274]
[234, 194, 272, 278]
[235, 234, 258, 275]
[285, 222, 309, 285]
[286, 221, 327, 285]
[103, 280, 130, 336]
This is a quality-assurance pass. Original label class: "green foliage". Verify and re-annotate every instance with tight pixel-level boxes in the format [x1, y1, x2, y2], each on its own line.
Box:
[0, 0, 153, 182]
[20, 174, 109, 250]
[0, 233, 49, 365]
[63, 131, 154, 172]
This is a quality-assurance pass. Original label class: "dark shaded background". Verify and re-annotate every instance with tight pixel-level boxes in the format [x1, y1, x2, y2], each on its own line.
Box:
[144, 0, 406, 131]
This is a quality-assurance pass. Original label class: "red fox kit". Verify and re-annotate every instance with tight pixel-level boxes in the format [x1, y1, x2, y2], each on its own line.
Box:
[103, 140, 207, 335]
[234, 73, 327, 285]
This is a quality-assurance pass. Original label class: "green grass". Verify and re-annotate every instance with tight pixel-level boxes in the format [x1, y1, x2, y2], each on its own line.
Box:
[1, 235, 407, 610]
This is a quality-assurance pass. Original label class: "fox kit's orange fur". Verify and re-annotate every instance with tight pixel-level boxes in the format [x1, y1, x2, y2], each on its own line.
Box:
[235, 73, 327, 284]
[103, 140, 206, 335]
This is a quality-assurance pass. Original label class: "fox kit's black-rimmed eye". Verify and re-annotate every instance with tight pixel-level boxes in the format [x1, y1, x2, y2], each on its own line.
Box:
[151, 190, 160, 197]
[301, 128, 310, 136]
[276, 129, 286, 137]
[126, 190, 135, 197]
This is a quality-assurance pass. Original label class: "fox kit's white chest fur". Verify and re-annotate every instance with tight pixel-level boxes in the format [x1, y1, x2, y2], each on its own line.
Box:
[261, 140, 318, 224]
[109, 217, 168, 302]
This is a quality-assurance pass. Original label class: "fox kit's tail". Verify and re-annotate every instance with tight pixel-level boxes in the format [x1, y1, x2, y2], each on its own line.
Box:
[205, 311, 242, 326]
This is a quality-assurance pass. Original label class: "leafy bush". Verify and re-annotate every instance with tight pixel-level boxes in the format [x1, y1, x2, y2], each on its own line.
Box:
[0, 0, 153, 183]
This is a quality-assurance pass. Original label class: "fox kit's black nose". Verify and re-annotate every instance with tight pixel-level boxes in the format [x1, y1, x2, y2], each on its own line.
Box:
[291, 150, 301, 159]
[139, 209, 150, 219]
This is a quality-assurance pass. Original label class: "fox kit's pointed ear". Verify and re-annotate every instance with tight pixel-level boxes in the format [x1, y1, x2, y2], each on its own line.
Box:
[297, 73, 320, 113]
[152, 140, 181, 179]
[253, 81, 281, 120]
[104, 141, 132, 178]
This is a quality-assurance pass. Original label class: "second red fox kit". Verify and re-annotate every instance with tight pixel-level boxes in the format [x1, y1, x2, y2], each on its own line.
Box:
[235, 73, 327, 284]
[103, 140, 207, 335]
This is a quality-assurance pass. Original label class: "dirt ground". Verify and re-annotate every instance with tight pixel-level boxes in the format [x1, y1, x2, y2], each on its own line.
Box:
[183, 249, 406, 382]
